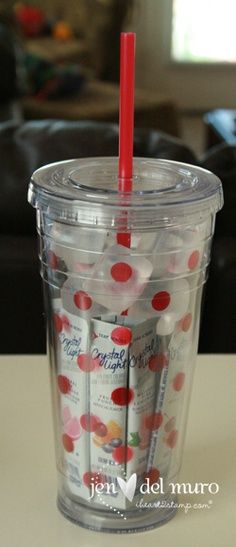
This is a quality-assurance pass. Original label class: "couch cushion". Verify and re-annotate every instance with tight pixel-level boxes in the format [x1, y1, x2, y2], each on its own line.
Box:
[202, 143, 236, 236]
[0, 120, 197, 236]
[0, 234, 45, 353]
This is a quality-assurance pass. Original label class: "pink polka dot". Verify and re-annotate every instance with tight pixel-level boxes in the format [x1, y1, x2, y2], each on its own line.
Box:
[152, 291, 171, 311]
[77, 353, 99, 372]
[61, 315, 71, 332]
[166, 429, 178, 449]
[188, 250, 200, 270]
[179, 313, 192, 332]
[64, 417, 81, 440]
[111, 262, 133, 282]
[148, 353, 168, 372]
[53, 314, 63, 333]
[173, 372, 185, 391]
[74, 290, 92, 310]
[111, 326, 132, 345]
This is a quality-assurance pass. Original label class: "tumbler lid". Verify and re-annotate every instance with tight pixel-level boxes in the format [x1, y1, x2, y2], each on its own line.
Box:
[28, 157, 223, 229]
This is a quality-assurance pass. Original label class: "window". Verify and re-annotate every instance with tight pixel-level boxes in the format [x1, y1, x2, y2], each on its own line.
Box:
[171, 0, 236, 63]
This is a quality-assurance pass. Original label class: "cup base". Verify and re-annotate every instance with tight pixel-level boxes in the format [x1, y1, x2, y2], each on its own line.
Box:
[57, 491, 178, 533]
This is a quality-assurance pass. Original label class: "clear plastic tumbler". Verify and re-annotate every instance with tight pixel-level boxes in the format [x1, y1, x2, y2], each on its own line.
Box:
[28, 157, 223, 533]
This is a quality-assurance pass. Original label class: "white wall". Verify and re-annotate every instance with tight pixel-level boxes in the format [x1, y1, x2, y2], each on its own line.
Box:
[129, 0, 236, 110]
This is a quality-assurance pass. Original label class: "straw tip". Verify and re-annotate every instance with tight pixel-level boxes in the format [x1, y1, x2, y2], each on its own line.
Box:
[121, 32, 136, 41]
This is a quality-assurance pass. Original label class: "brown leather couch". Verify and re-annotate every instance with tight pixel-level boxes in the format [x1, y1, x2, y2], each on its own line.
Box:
[0, 120, 234, 353]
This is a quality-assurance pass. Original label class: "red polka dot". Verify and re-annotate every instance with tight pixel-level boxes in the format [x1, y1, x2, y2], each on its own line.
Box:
[53, 314, 63, 333]
[73, 291, 92, 311]
[111, 387, 134, 406]
[173, 372, 185, 392]
[166, 429, 178, 449]
[92, 356, 101, 370]
[179, 313, 192, 332]
[145, 412, 163, 430]
[77, 353, 99, 372]
[61, 315, 71, 332]
[83, 471, 105, 488]
[48, 250, 58, 269]
[111, 326, 132, 345]
[57, 375, 71, 394]
[152, 291, 171, 311]
[111, 262, 133, 282]
[80, 414, 100, 432]
[188, 250, 200, 270]
[112, 445, 133, 464]
[143, 467, 160, 486]
[148, 353, 168, 372]
[62, 434, 74, 452]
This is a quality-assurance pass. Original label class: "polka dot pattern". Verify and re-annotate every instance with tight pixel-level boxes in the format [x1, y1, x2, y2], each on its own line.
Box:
[188, 250, 200, 270]
[151, 291, 171, 311]
[166, 429, 178, 449]
[62, 433, 74, 452]
[148, 353, 168, 372]
[53, 313, 63, 333]
[111, 326, 132, 345]
[111, 387, 134, 406]
[77, 353, 99, 372]
[173, 372, 185, 392]
[57, 374, 71, 394]
[111, 262, 133, 282]
[112, 445, 133, 464]
[73, 290, 92, 310]
[180, 313, 192, 332]
[61, 315, 70, 332]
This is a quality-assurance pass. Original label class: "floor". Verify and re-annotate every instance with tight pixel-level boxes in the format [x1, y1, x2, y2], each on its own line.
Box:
[180, 114, 205, 158]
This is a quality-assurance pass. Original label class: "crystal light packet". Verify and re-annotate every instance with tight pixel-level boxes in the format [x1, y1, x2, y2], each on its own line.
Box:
[51, 299, 91, 500]
[88, 314, 157, 509]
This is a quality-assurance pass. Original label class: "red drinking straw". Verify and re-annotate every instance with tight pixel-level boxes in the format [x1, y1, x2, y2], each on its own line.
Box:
[117, 32, 136, 248]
